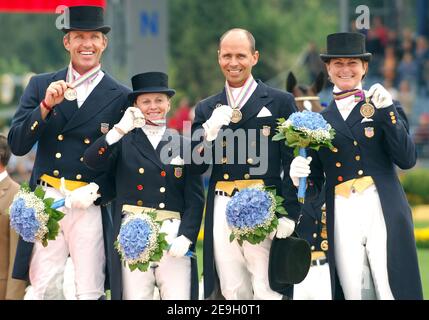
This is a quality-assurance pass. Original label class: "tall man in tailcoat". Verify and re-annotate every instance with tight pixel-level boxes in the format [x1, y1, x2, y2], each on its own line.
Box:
[191, 28, 300, 300]
[7, 6, 130, 299]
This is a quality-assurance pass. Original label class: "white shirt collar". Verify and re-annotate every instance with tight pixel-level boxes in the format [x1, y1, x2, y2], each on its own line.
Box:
[0, 170, 8, 182]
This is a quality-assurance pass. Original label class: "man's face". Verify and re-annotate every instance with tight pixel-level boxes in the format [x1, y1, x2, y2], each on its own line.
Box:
[63, 31, 107, 74]
[135, 93, 170, 122]
[218, 31, 259, 88]
[325, 58, 368, 91]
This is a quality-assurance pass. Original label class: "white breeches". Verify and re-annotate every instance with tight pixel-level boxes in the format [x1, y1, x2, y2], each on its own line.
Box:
[213, 194, 282, 300]
[293, 263, 332, 300]
[121, 218, 191, 300]
[29, 186, 105, 300]
[334, 184, 394, 300]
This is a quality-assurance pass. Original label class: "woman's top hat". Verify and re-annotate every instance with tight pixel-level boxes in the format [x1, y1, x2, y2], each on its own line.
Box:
[128, 72, 176, 104]
[320, 32, 372, 62]
[268, 232, 311, 295]
[62, 6, 111, 34]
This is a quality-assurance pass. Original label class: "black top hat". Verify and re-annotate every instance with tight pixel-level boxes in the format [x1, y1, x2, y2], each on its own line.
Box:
[320, 32, 372, 62]
[62, 6, 111, 34]
[268, 232, 311, 295]
[128, 72, 176, 104]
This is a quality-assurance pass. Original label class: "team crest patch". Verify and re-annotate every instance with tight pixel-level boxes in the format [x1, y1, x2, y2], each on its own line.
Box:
[262, 125, 271, 137]
[100, 123, 110, 134]
[364, 127, 374, 138]
[174, 167, 183, 178]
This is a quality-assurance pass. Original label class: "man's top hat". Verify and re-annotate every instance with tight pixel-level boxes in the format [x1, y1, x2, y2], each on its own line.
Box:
[62, 6, 111, 34]
[268, 232, 311, 295]
[320, 32, 372, 62]
[128, 72, 176, 104]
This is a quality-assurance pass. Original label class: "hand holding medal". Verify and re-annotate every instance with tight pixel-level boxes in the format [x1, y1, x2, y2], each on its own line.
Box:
[44, 80, 69, 108]
[364, 83, 394, 111]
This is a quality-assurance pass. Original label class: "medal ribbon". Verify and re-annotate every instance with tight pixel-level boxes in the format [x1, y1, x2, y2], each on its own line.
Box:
[66, 63, 101, 89]
[225, 76, 257, 110]
[333, 89, 365, 103]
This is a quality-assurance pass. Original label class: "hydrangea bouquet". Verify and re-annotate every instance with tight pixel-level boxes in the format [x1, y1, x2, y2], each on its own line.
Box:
[225, 185, 287, 245]
[115, 210, 170, 272]
[273, 110, 335, 203]
[9, 183, 65, 247]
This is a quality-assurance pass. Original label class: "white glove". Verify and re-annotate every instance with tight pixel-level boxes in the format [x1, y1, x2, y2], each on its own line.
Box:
[60, 177, 100, 210]
[366, 83, 393, 109]
[289, 156, 312, 187]
[276, 217, 296, 239]
[114, 107, 145, 135]
[202, 105, 233, 141]
[168, 235, 192, 258]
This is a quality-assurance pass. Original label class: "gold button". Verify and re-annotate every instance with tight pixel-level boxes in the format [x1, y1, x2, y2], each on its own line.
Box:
[84, 138, 90, 144]
[331, 147, 338, 153]
[336, 162, 342, 168]
[159, 203, 165, 209]
[137, 200, 143, 206]
[222, 157, 227, 164]
[33, 121, 38, 127]
[223, 174, 229, 180]
[313, 233, 317, 238]
[247, 158, 254, 164]
[354, 141, 358, 146]
[58, 135, 64, 141]
[53, 170, 59, 177]
[160, 187, 166, 193]
[391, 116, 396, 120]
[76, 174, 82, 180]
[389, 111, 395, 116]
[80, 157, 83, 162]
[355, 155, 361, 161]
[139, 168, 145, 174]
[358, 170, 364, 176]
[244, 173, 250, 180]
[55, 152, 62, 159]
[31, 127, 35, 131]
[321, 240, 329, 251]
[311, 246, 315, 251]
[392, 120, 397, 124]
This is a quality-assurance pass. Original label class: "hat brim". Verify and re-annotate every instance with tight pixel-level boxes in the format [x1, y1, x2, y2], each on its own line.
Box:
[320, 53, 372, 62]
[62, 26, 111, 34]
[128, 88, 176, 104]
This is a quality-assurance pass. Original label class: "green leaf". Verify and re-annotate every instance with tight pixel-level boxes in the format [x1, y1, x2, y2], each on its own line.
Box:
[229, 233, 235, 242]
[129, 264, 138, 272]
[276, 206, 288, 216]
[44, 197, 54, 208]
[272, 133, 285, 141]
[34, 186, 45, 199]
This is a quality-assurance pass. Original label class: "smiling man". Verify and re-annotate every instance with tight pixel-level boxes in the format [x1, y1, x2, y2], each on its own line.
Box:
[7, 5, 130, 300]
[191, 28, 301, 300]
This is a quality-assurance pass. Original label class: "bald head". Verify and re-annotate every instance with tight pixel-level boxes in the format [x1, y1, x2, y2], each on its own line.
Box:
[219, 28, 256, 53]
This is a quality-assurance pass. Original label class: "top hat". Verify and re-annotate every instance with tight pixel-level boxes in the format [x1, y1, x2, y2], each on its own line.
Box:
[128, 72, 176, 104]
[320, 32, 372, 62]
[62, 6, 111, 34]
[268, 232, 311, 295]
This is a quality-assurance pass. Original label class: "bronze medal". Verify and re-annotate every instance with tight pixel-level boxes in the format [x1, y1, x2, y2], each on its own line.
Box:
[360, 98, 375, 118]
[231, 109, 242, 123]
[64, 88, 77, 101]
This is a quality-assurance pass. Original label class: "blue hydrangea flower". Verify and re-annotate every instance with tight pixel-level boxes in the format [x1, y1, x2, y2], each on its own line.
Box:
[288, 110, 330, 131]
[226, 188, 273, 230]
[10, 198, 40, 242]
[118, 218, 152, 260]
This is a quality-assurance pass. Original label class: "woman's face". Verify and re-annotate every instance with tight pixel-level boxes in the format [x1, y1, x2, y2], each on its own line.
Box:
[135, 93, 170, 122]
[325, 58, 368, 91]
